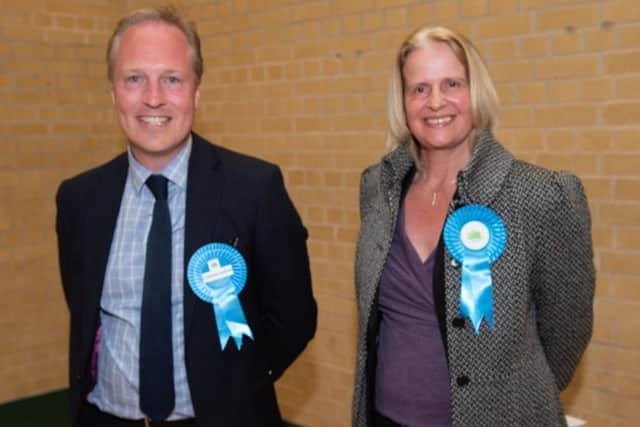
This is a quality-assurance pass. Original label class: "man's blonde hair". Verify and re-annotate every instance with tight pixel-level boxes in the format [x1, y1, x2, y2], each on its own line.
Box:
[106, 6, 203, 82]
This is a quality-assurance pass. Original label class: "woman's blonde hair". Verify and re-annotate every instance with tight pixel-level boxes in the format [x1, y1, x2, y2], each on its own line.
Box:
[387, 26, 499, 165]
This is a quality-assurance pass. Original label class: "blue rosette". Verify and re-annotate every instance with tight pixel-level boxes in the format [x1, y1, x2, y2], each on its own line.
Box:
[187, 243, 253, 350]
[443, 205, 506, 334]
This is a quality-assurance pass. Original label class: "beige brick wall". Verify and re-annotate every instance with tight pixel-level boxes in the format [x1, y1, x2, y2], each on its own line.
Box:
[0, 0, 126, 403]
[2, 1, 639, 426]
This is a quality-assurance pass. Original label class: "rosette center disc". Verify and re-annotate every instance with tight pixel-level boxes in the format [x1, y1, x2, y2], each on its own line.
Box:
[460, 220, 490, 250]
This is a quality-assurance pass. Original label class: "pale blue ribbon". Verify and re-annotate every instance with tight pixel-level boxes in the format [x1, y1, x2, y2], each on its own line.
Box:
[460, 250, 494, 334]
[210, 278, 253, 350]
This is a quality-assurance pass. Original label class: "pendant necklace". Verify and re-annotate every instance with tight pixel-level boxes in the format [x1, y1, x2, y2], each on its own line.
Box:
[429, 178, 457, 206]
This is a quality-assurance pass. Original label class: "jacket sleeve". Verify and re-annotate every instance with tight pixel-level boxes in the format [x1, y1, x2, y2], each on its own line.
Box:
[533, 172, 595, 390]
[252, 166, 317, 380]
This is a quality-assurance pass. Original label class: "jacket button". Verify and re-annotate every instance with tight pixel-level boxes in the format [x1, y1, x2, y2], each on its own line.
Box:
[452, 317, 465, 328]
[456, 375, 470, 387]
[450, 259, 460, 268]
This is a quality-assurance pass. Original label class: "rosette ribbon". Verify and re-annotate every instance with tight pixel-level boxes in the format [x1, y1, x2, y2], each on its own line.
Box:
[443, 205, 506, 335]
[187, 243, 254, 350]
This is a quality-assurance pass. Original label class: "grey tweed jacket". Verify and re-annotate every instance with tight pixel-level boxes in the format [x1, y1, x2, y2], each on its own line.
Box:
[353, 130, 595, 427]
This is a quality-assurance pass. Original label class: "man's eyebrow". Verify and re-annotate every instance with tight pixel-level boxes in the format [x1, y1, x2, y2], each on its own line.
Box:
[120, 67, 183, 74]
[121, 67, 146, 74]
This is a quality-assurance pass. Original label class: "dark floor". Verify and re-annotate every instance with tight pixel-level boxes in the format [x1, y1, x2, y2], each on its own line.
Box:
[0, 389, 302, 426]
[0, 389, 70, 426]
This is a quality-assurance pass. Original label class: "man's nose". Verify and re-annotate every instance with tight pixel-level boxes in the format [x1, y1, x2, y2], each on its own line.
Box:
[143, 80, 165, 107]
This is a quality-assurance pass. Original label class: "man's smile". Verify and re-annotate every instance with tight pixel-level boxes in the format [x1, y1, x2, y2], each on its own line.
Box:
[138, 116, 171, 125]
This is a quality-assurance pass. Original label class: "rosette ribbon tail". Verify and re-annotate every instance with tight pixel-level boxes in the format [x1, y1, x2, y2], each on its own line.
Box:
[212, 287, 254, 350]
[460, 252, 494, 335]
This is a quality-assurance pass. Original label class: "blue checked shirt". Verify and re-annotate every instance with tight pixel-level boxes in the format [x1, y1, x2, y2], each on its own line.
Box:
[87, 138, 194, 420]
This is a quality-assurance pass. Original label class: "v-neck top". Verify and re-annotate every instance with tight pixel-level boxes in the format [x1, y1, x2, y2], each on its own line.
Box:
[375, 202, 452, 427]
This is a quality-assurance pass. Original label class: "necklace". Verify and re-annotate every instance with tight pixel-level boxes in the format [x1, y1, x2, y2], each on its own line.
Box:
[427, 178, 457, 206]
[415, 172, 457, 207]
[431, 191, 439, 206]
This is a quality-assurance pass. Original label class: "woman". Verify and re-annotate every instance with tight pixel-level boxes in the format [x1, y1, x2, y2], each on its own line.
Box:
[353, 26, 595, 427]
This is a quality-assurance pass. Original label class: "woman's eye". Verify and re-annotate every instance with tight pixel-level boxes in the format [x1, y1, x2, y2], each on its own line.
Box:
[445, 78, 467, 90]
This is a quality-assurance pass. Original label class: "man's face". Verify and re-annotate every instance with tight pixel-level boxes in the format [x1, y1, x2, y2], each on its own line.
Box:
[110, 21, 200, 171]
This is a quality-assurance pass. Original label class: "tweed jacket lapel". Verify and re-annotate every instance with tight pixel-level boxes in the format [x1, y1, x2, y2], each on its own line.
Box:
[456, 130, 513, 206]
[380, 144, 414, 214]
[357, 143, 414, 320]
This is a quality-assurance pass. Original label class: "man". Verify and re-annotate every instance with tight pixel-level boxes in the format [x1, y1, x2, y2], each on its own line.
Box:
[56, 7, 316, 427]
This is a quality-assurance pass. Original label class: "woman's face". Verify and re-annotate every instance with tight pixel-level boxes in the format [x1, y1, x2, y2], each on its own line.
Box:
[403, 41, 473, 153]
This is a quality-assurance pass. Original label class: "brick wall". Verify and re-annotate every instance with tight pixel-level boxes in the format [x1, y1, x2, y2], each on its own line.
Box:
[2, 1, 639, 426]
[0, 0, 125, 403]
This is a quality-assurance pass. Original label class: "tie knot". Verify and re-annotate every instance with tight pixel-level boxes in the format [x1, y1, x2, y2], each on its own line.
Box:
[146, 174, 168, 201]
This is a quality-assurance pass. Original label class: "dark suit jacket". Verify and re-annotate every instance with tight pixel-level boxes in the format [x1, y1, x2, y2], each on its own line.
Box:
[56, 133, 317, 426]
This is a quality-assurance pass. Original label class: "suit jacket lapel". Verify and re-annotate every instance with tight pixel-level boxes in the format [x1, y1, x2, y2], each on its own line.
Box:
[183, 133, 224, 340]
[88, 154, 128, 304]
[80, 154, 128, 358]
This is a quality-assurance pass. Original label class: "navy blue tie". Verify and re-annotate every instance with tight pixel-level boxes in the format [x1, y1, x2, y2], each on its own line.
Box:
[139, 174, 175, 421]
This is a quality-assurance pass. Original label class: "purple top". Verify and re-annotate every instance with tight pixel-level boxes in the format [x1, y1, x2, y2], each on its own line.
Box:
[375, 203, 452, 427]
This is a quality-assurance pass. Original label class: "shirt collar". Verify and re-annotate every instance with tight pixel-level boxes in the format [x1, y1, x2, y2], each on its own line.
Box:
[128, 135, 192, 194]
